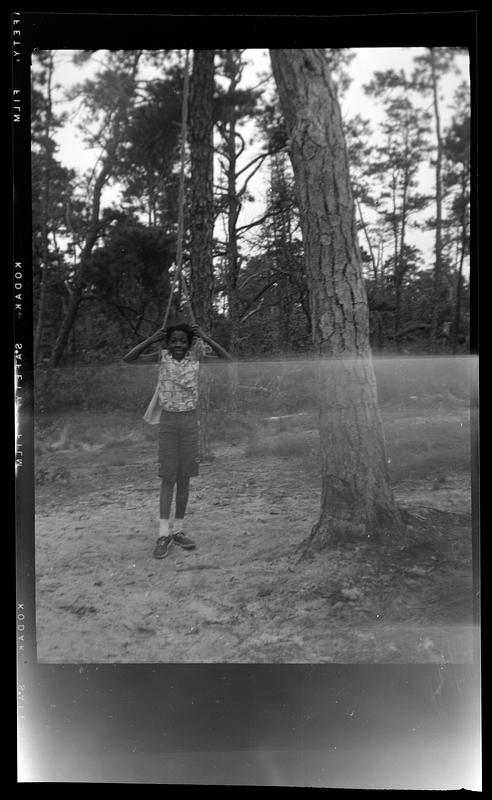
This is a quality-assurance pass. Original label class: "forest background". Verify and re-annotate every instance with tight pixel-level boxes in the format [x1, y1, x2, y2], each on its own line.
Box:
[31, 46, 471, 418]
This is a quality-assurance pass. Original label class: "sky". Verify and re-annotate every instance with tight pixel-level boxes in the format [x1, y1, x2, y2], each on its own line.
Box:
[50, 48, 469, 165]
[41, 47, 470, 269]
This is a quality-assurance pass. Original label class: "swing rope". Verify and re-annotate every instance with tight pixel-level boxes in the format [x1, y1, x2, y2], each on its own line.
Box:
[161, 48, 195, 330]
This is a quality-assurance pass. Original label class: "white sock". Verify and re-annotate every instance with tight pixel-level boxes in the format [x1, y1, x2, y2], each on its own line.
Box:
[159, 519, 170, 538]
[174, 519, 184, 534]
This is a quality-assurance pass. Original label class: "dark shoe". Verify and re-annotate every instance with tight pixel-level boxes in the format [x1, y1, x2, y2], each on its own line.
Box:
[153, 535, 173, 559]
[173, 532, 196, 550]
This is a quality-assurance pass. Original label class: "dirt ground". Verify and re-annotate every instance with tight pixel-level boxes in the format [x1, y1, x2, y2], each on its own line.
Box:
[34, 410, 477, 664]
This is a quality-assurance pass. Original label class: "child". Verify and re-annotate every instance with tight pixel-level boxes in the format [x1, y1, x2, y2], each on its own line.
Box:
[123, 320, 232, 559]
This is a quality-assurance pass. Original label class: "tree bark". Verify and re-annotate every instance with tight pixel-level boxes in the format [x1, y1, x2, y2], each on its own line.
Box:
[270, 49, 403, 550]
[429, 48, 444, 349]
[189, 49, 216, 460]
[221, 50, 244, 409]
[452, 192, 467, 353]
[34, 51, 54, 366]
[225, 109, 241, 358]
[270, 152, 294, 350]
[395, 152, 411, 349]
[189, 49, 215, 329]
[355, 196, 378, 286]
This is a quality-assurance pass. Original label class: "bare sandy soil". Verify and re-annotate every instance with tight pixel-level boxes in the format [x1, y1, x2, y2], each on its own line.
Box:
[34, 411, 476, 664]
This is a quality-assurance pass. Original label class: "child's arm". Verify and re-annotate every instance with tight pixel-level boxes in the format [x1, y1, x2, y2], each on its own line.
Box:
[123, 329, 166, 364]
[192, 324, 233, 361]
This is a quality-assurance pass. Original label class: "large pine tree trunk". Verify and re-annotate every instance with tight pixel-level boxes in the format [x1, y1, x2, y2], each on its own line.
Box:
[189, 49, 216, 460]
[270, 49, 403, 550]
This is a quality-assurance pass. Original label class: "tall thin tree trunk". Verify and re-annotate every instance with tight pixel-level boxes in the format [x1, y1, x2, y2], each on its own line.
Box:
[394, 278, 403, 351]
[452, 202, 467, 353]
[277, 160, 294, 350]
[226, 126, 241, 354]
[429, 48, 444, 349]
[189, 49, 216, 460]
[223, 51, 242, 410]
[189, 49, 215, 329]
[226, 220, 240, 412]
[34, 51, 54, 366]
[355, 196, 378, 285]
[270, 48, 403, 550]
[452, 262, 464, 353]
[386, 168, 399, 347]
[389, 169, 401, 348]
[395, 156, 410, 350]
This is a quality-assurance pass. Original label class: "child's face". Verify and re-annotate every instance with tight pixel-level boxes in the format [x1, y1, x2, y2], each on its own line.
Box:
[168, 330, 190, 361]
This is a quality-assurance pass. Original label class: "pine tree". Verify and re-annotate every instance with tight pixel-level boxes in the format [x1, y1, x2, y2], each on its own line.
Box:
[48, 50, 143, 368]
[270, 48, 404, 550]
[411, 47, 468, 348]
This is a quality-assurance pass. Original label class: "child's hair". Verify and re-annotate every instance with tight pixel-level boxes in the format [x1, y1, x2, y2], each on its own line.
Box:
[165, 320, 194, 347]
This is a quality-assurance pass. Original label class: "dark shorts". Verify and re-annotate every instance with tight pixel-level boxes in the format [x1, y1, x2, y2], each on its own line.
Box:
[158, 409, 199, 481]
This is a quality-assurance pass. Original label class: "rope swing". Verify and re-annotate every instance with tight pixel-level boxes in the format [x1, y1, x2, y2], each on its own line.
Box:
[162, 48, 196, 330]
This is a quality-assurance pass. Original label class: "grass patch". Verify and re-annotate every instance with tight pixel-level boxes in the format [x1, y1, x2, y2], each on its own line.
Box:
[269, 412, 318, 433]
[35, 364, 158, 415]
[35, 401, 472, 486]
[34, 411, 150, 453]
[35, 356, 475, 419]
[102, 437, 136, 450]
[207, 412, 257, 443]
[103, 452, 128, 467]
[383, 416, 471, 482]
[374, 356, 474, 407]
[243, 410, 471, 485]
[244, 431, 318, 459]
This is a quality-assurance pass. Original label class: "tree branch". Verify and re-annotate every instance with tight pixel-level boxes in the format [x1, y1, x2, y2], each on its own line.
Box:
[236, 205, 288, 234]
[237, 154, 268, 198]
[239, 302, 264, 324]
[239, 275, 284, 321]
[235, 130, 246, 159]
[235, 144, 286, 179]
[237, 269, 271, 291]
